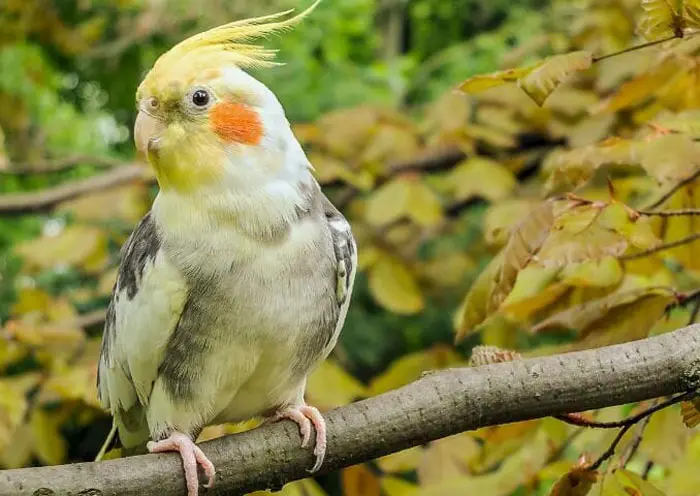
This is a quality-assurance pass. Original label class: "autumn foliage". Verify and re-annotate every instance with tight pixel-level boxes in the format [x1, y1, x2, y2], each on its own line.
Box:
[4, 0, 700, 495]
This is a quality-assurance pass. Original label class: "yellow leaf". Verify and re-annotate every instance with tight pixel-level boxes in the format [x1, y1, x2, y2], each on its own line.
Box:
[480, 314, 519, 349]
[15, 224, 108, 274]
[10, 314, 85, 347]
[41, 364, 100, 408]
[490, 201, 556, 310]
[368, 347, 462, 396]
[406, 178, 443, 227]
[543, 138, 636, 194]
[30, 408, 67, 466]
[419, 252, 475, 287]
[454, 253, 500, 339]
[459, 66, 538, 94]
[57, 183, 150, 223]
[368, 256, 424, 315]
[10, 287, 53, 316]
[501, 265, 561, 308]
[599, 203, 660, 250]
[639, 0, 684, 40]
[0, 381, 28, 453]
[377, 447, 424, 474]
[560, 257, 623, 287]
[250, 478, 328, 496]
[548, 464, 597, 496]
[380, 476, 419, 496]
[450, 158, 517, 202]
[456, 201, 555, 340]
[308, 152, 374, 190]
[306, 360, 367, 410]
[463, 123, 517, 149]
[97, 267, 118, 296]
[418, 434, 481, 486]
[640, 405, 690, 467]
[577, 292, 675, 348]
[362, 124, 421, 166]
[483, 199, 540, 247]
[681, 399, 700, 428]
[636, 134, 700, 184]
[501, 282, 570, 320]
[532, 287, 674, 334]
[0, 423, 33, 469]
[595, 59, 683, 113]
[45, 297, 78, 323]
[610, 469, 666, 496]
[364, 177, 411, 226]
[684, 0, 700, 29]
[517, 51, 593, 106]
[473, 420, 541, 471]
[342, 464, 381, 496]
[419, 428, 550, 496]
[535, 208, 629, 268]
[318, 106, 379, 159]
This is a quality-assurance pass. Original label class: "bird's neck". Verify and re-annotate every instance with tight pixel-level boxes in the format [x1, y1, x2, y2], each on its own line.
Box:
[151, 170, 317, 243]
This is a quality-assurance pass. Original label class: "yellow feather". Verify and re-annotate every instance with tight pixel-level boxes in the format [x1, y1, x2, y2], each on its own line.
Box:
[138, 0, 322, 95]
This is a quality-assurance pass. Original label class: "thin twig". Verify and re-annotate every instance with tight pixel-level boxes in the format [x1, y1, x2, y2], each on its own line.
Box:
[618, 414, 652, 468]
[644, 168, 700, 209]
[558, 390, 697, 430]
[690, 300, 700, 325]
[588, 391, 697, 471]
[637, 208, 700, 217]
[620, 232, 700, 261]
[589, 423, 634, 471]
[592, 34, 680, 63]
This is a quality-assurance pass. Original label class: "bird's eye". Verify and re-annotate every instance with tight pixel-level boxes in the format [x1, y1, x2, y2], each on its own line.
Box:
[192, 90, 210, 107]
[147, 97, 159, 110]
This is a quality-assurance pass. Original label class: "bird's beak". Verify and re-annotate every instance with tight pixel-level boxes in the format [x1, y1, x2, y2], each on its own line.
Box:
[134, 110, 167, 155]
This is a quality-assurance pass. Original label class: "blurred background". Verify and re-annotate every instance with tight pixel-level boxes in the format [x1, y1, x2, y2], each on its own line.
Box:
[2, 0, 700, 494]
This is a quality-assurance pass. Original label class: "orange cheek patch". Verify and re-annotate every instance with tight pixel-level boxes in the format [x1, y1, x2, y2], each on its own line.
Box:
[210, 102, 263, 145]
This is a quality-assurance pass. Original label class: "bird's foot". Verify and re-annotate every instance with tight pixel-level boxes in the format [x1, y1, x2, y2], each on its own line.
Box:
[147, 431, 215, 496]
[273, 405, 327, 472]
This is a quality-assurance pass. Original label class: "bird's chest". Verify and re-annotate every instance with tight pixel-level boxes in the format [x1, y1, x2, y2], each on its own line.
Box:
[181, 220, 333, 337]
[162, 221, 337, 421]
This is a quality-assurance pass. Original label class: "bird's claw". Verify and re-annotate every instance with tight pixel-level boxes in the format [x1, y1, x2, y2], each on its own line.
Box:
[273, 404, 327, 472]
[148, 431, 216, 496]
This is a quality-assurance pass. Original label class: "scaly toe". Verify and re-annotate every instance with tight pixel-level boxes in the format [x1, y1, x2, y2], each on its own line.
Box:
[147, 432, 215, 496]
[274, 408, 312, 448]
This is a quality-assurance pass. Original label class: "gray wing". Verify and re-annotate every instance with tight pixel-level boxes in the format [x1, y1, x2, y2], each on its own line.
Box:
[321, 194, 357, 349]
[97, 212, 188, 448]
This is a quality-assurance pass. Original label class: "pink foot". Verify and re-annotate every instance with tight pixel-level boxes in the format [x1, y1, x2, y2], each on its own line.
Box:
[273, 405, 327, 472]
[147, 431, 215, 496]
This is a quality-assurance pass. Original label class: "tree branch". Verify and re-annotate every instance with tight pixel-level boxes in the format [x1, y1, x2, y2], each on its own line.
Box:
[644, 167, 700, 209]
[0, 164, 154, 214]
[1, 325, 700, 495]
[0, 155, 122, 175]
[620, 232, 700, 261]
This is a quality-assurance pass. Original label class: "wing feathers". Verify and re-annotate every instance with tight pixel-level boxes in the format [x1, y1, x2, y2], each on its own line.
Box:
[97, 212, 188, 444]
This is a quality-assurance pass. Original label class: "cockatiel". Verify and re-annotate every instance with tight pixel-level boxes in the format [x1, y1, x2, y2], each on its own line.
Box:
[95, 2, 356, 494]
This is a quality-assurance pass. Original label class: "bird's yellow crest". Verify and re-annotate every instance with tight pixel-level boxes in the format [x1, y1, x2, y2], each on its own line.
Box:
[138, 0, 322, 94]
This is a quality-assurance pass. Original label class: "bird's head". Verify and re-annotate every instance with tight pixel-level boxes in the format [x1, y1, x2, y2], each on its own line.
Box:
[134, 1, 320, 195]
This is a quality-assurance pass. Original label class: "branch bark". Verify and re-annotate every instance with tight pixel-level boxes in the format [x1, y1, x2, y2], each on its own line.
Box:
[0, 155, 122, 175]
[1, 325, 700, 495]
[0, 164, 154, 214]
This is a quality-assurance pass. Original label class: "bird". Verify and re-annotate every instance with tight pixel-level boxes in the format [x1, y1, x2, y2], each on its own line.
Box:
[95, 2, 356, 494]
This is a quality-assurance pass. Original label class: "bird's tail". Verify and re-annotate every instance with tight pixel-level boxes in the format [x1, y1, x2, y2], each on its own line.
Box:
[94, 420, 118, 462]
